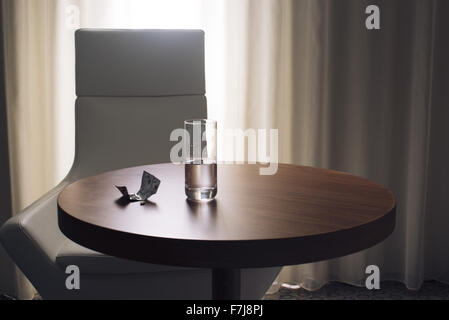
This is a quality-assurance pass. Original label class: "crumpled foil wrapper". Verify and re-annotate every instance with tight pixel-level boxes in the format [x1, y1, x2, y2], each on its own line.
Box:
[115, 171, 161, 202]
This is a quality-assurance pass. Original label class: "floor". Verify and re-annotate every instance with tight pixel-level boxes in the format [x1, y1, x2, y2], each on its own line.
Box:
[1, 281, 448, 300]
[263, 280, 449, 300]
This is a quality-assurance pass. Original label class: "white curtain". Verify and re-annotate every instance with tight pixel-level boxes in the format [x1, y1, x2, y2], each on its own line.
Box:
[272, 0, 449, 292]
[2, 0, 448, 298]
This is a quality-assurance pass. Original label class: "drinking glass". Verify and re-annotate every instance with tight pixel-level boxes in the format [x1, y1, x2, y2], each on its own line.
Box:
[184, 119, 217, 202]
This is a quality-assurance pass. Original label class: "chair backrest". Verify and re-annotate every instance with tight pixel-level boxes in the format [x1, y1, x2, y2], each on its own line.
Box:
[70, 29, 207, 179]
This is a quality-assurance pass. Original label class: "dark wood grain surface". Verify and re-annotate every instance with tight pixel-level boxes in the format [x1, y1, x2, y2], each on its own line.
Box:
[58, 163, 396, 268]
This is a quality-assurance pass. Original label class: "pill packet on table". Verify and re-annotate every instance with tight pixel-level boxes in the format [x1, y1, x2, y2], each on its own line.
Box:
[115, 171, 161, 202]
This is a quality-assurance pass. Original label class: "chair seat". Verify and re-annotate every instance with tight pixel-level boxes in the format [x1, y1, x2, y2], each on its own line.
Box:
[56, 240, 201, 275]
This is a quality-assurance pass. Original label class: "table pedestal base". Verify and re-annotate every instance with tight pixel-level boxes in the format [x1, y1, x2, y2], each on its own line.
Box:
[212, 268, 241, 300]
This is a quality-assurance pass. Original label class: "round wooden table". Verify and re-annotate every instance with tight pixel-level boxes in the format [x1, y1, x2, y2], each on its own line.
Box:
[58, 163, 396, 300]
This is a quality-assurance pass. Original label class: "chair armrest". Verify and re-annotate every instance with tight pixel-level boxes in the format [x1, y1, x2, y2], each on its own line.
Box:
[0, 181, 70, 267]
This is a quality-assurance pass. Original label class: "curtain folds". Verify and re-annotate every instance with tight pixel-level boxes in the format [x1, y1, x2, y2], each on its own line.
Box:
[2, 0, 448, 298]
[222, 0, 449, 291]
[2, 0, 69, 299]
[270, 0, 449, 292]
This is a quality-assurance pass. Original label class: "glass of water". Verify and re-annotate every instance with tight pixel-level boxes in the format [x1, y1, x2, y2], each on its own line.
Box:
[184, 119, 217, 202]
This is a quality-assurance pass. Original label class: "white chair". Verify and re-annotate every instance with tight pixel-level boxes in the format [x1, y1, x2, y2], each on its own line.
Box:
[0, 29, 281, 299]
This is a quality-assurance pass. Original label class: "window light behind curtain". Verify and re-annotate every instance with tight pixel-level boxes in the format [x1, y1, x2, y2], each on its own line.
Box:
[63, 0, 272, 177]
[61, 0, 229, 179]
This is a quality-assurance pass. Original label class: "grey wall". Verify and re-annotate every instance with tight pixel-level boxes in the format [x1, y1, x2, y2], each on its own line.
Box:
[0, 0, 16, 296]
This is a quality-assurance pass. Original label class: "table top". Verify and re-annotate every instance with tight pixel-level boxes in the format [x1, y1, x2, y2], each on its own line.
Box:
[58, 163, 396, 268]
